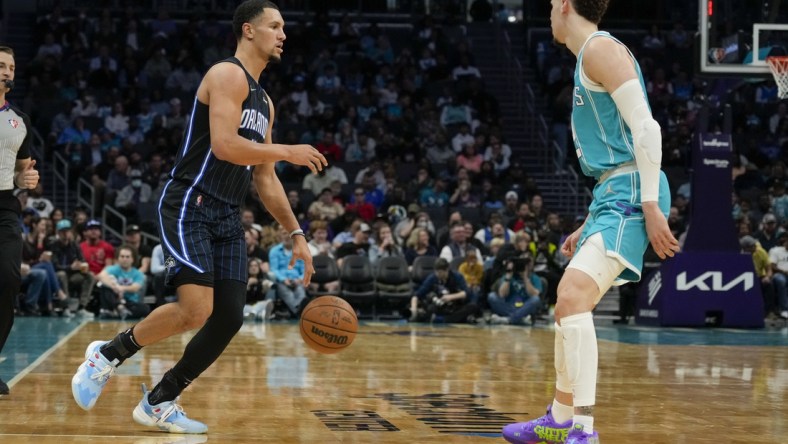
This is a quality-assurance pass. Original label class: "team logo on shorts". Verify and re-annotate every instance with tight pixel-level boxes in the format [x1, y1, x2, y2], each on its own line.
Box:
[164, 256, 176, 269]
[196, 195, 203, 206]
[8, 118, 18, 128]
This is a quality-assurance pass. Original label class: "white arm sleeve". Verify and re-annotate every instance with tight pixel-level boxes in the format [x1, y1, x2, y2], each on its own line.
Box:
[611, 79, 662, 202]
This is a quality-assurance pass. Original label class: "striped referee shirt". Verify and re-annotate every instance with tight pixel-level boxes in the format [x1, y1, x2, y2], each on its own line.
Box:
[0, 101, 32, 212]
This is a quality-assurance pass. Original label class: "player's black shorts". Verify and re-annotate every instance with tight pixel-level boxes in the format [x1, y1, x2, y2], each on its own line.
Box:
[157, 181, 247, 288]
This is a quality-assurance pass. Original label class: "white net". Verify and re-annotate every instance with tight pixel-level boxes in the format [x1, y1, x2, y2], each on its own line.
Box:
[768, 56, 788, 99]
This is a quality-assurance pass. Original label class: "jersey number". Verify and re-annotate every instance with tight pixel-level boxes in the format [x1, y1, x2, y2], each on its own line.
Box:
[574, 87, 585, 106]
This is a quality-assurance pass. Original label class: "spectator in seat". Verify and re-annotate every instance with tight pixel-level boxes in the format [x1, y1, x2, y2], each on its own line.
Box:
[243, 258, 274, 321]
[488, 256, 543, 325]
[301, 163, 348, 196]
[740, 235, 776, 318]
[419, 178, 450, 208]
[79, 219, 114, 274]
[755, 213, 784, 252]
[115, 170, 152, 221]
[96, 245, 149, 320]
[456, 142, 483, 174]
[409, 258, 478, 323]
[450, 178, 480, 208]
[57, 116, 91, 145]
[768, 232, 788, 320]
[122, 224, 151, 273]
[307, 220, 336, 259]
[336, 222, 373, 268]
[26, 183, 54, 218]
[346, 187, 376, 222]
[268, 227, 308, 317]
[369, 223, 403, 266]
[308, 187, 345, 222]
[452, 123, 475, 154]
[315, 131, 342, 163]
[458, 247, 483, 299]
[48, 219, 94, 315]
[452, 55, 482, 80]
[440, 223, 482, 263]
[404, 227, 438, 266]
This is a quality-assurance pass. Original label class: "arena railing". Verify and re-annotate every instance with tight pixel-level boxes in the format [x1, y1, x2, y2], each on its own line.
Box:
[77, 177, 95, 219]
[52, 151, 70, 215]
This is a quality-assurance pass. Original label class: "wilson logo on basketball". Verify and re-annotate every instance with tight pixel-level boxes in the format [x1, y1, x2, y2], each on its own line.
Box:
[310, 325, 348, 345]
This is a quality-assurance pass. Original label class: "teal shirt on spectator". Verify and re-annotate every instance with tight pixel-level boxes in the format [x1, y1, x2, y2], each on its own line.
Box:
[269, 242, 305, 282]
[104, 264, 146, 303]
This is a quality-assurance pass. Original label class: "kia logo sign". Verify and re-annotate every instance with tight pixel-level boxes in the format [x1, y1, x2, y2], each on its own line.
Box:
[676, 271, 754, 292]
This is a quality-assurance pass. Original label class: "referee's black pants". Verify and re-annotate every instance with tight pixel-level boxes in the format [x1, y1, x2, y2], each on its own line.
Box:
[0, 209, 22, 354]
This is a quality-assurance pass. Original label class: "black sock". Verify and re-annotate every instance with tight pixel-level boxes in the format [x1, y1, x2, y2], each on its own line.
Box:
[99, 327, 142, 364]
[148, 369, 192, 405]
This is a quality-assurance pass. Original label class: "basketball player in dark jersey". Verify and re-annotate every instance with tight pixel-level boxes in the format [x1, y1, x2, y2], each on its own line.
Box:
[0, 46, 39, 396]
[72, 1, 327, 432]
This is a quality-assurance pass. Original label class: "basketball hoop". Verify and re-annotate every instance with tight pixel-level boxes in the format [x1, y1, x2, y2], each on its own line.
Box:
[767, 56, 788, 99]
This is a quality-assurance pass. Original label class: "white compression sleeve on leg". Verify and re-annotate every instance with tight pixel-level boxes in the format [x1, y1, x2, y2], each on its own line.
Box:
[554, 322, 572, 393]
[560, 312, 598, 407]
[611, 79, 662, 202]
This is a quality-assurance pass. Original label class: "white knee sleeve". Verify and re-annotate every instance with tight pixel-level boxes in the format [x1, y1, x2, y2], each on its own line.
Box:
[554, 322, 572, 393]
[560, 312, 598, 407]
[567, 232, 626, 304]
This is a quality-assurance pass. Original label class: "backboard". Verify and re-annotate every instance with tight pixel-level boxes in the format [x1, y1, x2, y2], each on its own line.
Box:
[699, 0, 788, 76]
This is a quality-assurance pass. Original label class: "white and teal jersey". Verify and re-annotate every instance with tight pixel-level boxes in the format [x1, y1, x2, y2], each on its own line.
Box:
[571, 31, 648, 180]
[569, 31, 671, 284]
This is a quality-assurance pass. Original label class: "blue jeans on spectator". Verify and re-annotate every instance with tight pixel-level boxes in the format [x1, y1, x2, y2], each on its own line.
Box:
[772, 272, 788, 313]
[21, 268, 50, 312]
[33, 261, 62, 295]
[487, 291, 541, 325]
[271, 282, 307, 314]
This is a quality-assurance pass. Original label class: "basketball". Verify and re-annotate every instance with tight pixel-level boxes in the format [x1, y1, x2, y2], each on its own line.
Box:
[299, 296, 358, 354]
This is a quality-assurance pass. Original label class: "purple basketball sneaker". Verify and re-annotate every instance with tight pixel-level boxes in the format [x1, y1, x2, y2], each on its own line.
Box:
[565, 423, 600, 444]
[502, 404, 571, 444]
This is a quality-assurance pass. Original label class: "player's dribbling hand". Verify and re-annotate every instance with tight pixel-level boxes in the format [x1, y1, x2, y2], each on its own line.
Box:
[643, 202, 680, 259]
[287, 145, 328, 174]
[289, 235, 315, 286]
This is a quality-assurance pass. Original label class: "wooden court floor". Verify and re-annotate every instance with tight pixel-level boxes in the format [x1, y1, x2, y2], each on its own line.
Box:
[0, 317, 786, 443]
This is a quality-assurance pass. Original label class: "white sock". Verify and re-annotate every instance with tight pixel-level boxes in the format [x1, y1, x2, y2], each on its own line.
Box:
[551, 399, 573, 424]
[574, 414, 594, 434]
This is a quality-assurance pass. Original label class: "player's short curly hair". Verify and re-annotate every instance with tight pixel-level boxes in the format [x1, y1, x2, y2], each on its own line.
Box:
[233, 0, 280, 41]
[571, 0, 610, 24]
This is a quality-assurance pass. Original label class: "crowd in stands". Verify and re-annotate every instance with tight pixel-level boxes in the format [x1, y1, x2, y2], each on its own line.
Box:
[13, 5, 788, 322]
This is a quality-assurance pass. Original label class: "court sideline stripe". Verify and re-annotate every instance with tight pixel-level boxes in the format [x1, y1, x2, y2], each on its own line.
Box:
[6, 320, 90, 388]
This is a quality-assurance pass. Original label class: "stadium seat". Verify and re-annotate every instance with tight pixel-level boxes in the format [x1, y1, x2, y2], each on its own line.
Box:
[374, 256, 412, 319]
[411, 255, 437, 286]
[339, 255, 377, 318]
[311, 255, 340, 297]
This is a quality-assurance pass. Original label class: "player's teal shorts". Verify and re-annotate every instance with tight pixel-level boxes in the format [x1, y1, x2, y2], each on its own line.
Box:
[577, 165, 671, 284]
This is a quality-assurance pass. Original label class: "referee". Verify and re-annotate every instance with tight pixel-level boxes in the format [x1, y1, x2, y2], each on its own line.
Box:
[0, 46, 40, 395]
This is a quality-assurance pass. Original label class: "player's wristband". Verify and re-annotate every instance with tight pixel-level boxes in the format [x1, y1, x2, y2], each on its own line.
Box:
[290, 228, 306, 239]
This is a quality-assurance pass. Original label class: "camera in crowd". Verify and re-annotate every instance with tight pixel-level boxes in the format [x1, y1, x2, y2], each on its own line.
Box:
[506, 256, 532, 274]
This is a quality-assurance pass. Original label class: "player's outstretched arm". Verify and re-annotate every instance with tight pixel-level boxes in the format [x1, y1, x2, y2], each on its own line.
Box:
[252, 97, 314, 285]
[204, 63, 327, 172]
[253, 162, 314, 285]
[583, 39, 679, 259]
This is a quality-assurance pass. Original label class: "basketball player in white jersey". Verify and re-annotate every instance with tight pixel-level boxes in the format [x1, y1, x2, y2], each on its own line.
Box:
[502, 1, 679, 443]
